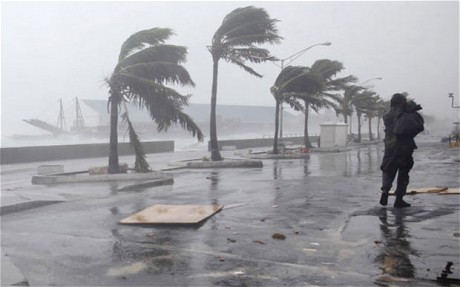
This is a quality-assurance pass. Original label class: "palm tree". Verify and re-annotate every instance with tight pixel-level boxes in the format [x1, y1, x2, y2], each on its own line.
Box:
[363, 94, 380, 141]
[106, 27, 203, 173]
[375, 98, 389, 140]
[353, 90, 378, 142]
[270, 66, 311, 154]
[340, 85, 365, 135]
[287, 60, 355, 147]
[208, 6, 282, 161]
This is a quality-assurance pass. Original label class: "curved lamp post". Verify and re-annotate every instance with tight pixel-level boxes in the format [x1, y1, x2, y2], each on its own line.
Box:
[277, 42, 332, 142]
[448, 93, 459, 108]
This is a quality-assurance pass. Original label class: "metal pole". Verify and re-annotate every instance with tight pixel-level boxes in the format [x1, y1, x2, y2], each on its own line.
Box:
[449, 93, 460, 108]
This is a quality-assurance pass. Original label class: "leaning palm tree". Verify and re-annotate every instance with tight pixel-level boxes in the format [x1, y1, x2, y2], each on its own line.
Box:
[353, 90, 378, 143]
[208, 6, 282, 161]
[290, 60, 356, 147]
[375, 98, 389, 140]
[106, 27, 203, 173]
[270, 66, 312, 154]
[340, 85, 365, 135]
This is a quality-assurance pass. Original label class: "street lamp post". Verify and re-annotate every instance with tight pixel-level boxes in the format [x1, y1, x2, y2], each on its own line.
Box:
[276, 42, 331, 142]
[448, 93, 459, 108]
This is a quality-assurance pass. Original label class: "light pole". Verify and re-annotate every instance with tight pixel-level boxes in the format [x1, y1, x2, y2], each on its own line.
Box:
[276, 42, 331, 142]
[448, 93, 459, 108]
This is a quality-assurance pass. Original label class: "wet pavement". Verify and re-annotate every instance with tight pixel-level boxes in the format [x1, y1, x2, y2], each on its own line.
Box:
[1, 137, 459, 286]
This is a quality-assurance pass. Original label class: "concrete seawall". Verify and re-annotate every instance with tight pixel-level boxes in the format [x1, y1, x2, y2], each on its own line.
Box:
[208, 136, 319, 151]
[0, 141, 174, 164]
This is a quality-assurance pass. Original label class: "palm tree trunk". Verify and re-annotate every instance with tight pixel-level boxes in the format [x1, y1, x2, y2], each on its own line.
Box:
[357, 112, 362, 143]
[349, 112, 353, 135]
[108, 94, 119, 174]
[272, 99, 280, 154]
[368, 115, 374, 141]
[210, 57, 222, 161]
[303, 102, 312, 148]
[377, 116, 381, 140]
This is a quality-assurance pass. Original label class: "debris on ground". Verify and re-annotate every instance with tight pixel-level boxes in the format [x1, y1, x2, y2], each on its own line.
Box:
[253, 240, 266, 245]
[227, 238, 236, 243]
[272, 233, 286, 240]
[119, 204, 223, 225]
[437, 261, 460, 285]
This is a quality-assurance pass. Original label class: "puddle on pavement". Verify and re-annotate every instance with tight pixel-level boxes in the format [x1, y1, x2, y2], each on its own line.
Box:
[106, 261, 148, 277]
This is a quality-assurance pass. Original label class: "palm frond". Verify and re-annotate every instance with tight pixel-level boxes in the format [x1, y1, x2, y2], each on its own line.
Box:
[214, 6, 281, 46]
[121, 111, 150, 173]
[115, 73, 191, 105]
[118, 62, 195, 87]
[119, 27, 173, 62]
[225, 56, 263, 77]
[118, 45, 188, 70]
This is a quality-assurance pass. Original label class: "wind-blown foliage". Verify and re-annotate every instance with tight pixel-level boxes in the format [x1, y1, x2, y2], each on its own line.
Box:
[278, 60, 356, 148]
[107, 27, 203, 173]
[270, 66, 319, 153]
[121, 110, 149, 173]
[353, 89, 379, 142]
[208, 6, 282, 160]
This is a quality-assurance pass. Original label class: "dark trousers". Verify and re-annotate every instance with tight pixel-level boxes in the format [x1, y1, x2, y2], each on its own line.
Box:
[380, 144, 414, 197]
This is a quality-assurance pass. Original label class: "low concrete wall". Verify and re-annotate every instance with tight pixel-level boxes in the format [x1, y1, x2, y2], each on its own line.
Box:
[208, 136, 319, 151]
[0, 141, 174, 164]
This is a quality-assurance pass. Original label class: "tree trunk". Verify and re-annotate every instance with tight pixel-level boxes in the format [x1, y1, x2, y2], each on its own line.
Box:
[272, 99, 280, 154]
[349, 112, 353, 135]
[368, 114, 374, 141]
[210, 57, 222, 161]
[377, 116, 381, 140]
[357, 112, 362, 143]
[303, 101, 312, 148]
[108, 94, 120, 174]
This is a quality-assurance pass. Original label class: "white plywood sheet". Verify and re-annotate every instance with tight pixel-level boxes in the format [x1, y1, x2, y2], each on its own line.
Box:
[119, 204, 223, 224]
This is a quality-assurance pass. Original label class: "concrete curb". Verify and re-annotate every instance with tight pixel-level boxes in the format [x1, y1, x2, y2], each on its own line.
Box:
[31, 171, 173, 185]
[247, 153, 310, 160]
[0, 200, 64, 216]
[1, 253, 28, 286]
[169, 158, 263, 168]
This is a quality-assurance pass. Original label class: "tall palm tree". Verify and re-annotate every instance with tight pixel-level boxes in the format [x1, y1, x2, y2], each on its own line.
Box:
[107, 27, 203, 173]
[290, 60, 356, 147]
[270, 66, 311, 154]
[375, 98, 389, 140]
[208, 6, 282, 161]
[353, 90, 378, 142]
[340, 85, 365, 135]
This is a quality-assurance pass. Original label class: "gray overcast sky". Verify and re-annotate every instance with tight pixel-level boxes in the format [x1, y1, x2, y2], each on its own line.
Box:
[1, 1, 459, 137]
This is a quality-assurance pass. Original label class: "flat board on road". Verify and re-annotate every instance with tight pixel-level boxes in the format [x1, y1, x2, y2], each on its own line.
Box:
[118, 204, 223, 224]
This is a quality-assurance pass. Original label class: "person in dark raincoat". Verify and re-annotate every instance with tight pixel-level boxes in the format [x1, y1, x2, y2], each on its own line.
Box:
[379, 93, 424, 208]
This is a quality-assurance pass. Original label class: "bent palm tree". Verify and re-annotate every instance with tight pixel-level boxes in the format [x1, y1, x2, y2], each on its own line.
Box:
[340, 85, 365, 135]
[353, 90, 378, 142]
[208, 6, 282, 160]
[107, 27, 203, 173]
[289, 60, 356, 147]
[270, 66, 317, 153]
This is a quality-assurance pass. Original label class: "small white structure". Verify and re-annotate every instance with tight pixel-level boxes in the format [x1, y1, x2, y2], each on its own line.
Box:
[320, 122, 349, 148]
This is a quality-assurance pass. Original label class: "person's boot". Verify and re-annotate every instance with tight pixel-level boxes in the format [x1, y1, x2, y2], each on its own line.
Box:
[379, 192, 389, 206]
[394, 196, 411, 208]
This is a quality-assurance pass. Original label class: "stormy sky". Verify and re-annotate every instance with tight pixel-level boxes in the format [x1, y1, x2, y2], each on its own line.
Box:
[1, 1, 459, 139]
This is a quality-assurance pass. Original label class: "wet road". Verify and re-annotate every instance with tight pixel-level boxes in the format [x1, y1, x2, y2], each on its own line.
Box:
[1, 141, 459, 286]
